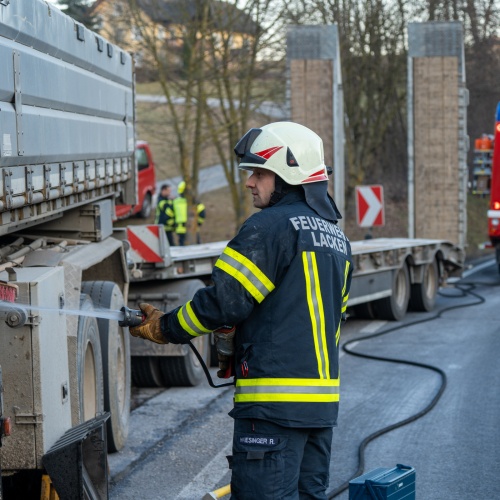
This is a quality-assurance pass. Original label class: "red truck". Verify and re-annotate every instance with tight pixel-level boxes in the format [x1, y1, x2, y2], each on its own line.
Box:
[115, 140, 156, 220]
[488, 102, 500, 272]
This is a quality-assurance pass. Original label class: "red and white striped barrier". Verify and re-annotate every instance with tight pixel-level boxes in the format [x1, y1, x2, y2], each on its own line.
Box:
[126, 225, 165, 263]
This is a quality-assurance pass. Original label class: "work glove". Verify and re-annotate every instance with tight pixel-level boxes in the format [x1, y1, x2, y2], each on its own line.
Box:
[217, 353, 234, 379]
[213, 326, 235, 378]
[129, 303, 168, 345]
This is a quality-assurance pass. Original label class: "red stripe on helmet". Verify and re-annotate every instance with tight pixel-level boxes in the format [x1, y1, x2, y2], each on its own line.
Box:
[255, 146, 283, 159]
[301, 169, 328, 183]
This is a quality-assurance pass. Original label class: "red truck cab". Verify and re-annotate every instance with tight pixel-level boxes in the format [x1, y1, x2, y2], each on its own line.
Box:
[115, 141, 156, 220]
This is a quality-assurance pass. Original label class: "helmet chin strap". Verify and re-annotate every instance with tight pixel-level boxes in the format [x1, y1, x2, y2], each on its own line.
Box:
[268, 175, 298, 207]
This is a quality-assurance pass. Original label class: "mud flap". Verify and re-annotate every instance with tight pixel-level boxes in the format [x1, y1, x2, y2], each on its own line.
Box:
[42, 413, 110, 500]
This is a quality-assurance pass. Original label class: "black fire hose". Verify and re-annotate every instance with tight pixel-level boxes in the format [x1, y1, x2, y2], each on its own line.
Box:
[188, 341, 235, 389]
[327, 283, 486, 498]
[119, 306, 235, 389]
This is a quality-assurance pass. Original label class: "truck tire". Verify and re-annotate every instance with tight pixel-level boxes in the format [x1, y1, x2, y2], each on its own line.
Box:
[373, 263, 410, 321]
[352, 301, 377, 320]
[409, 259, 439, 312]
[138, 192, 152, 219]
[131, 356, 164, 387]
[158, 279, 210, 386]
[81, 281, 131, 453]
[159, 334, 209, 386]
[78, 295, 105, 423]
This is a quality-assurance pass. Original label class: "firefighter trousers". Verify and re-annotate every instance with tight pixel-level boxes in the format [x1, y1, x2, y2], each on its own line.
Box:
[229, 418, 333, 500]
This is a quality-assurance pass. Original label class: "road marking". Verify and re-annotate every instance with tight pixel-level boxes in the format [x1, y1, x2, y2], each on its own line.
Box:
[360, 320, 387, 333]
[175, 440, 232, 499]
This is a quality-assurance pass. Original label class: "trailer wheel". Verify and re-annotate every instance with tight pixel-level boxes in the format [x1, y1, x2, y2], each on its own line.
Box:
[409, 259, 439, 312]
[352, 301, 377, 320]
[131, 356, 164, 387]
[138, 192, 152, 219]
[77, 295, 104, 422]
[159, 334, 209, 386]
[373, 263, 410, 321]
[158, 279, 210, 386]
[82, 282, 131, 453]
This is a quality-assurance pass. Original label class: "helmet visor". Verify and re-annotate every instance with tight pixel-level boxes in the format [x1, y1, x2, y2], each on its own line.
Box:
[234, 128, 266, 167]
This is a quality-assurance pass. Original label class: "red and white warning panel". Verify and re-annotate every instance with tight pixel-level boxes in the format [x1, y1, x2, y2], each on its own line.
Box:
[355, 185, 385, 228]
[126, 225, 168, 264]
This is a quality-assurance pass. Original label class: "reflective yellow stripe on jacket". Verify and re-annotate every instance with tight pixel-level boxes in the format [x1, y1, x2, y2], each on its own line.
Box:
[342, 260, 350, 313]
[215, 246, 274, 303]
[302, 251, 329, 379]
[336, 260, 351, 344]
[177, 300, 211, 337]
[235, 378, 340, 403]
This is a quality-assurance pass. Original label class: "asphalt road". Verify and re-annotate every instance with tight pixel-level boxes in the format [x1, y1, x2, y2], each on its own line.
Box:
[109, 258, 500, 499]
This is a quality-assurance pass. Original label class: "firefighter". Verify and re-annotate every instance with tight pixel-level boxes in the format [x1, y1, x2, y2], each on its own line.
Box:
[173, 181, 188, 246]
[154, 184, 175, 246]
[129, 122, 353, 500]
[196, 200, 206, 244]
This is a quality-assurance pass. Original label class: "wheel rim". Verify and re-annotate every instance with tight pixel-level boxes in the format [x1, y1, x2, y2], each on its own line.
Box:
[394, 267, 408, 308]
[423, 262, 437, 300]
[142, 194, 152, 217]
[116, 331, 126, 412]
[83, 342, 97, 421]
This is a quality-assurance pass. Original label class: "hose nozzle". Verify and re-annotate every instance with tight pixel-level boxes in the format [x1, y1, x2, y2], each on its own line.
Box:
[119, 306, 145, 327]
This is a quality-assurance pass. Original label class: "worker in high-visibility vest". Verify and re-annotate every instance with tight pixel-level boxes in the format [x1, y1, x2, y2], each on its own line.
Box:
[196, 201, 206, 244]
[173, 181, 188, 246]
[154, 184, 175, 246]
[129, 122, 353, 499]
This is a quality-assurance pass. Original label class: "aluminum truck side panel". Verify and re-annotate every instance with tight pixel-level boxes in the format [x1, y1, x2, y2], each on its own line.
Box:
[0, 267, 72, 470]
[0, 0, 135, 236]
[0, 1, 133, 87]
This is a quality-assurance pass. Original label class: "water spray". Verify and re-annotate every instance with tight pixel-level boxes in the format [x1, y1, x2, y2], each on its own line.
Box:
[0, 300, 145, 329]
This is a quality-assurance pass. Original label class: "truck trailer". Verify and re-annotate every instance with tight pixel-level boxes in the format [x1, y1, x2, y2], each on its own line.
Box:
[0, 2, 221, 498]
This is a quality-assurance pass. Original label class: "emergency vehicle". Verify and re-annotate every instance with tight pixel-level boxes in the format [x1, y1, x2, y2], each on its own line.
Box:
[487, 102, 500, 272]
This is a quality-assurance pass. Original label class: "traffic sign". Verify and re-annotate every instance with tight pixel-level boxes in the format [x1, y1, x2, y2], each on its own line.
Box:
[355, 185, 385, 227]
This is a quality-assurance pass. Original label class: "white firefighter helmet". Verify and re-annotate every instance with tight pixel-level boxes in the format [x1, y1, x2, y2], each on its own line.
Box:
[234, 122, 329, 185]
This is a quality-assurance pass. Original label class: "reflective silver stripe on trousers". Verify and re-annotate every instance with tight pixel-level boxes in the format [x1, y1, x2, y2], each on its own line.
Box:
[235, 385, 339, 395]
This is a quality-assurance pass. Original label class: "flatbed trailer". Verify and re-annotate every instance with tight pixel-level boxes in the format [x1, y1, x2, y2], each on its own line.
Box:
[349, 238, 464, 321]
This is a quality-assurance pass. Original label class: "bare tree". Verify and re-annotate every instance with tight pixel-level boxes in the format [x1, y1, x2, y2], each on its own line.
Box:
[58, 0, 99, 30]
[286, 0, 500, 202]
[287, 0, 410, 196]
[201, 0, 289, 225]
[97, 0, 288, 234]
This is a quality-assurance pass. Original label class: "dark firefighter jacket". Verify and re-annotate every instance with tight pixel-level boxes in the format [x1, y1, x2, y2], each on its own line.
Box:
[155, 196, 175, 232]
[163, 189, 353, 428]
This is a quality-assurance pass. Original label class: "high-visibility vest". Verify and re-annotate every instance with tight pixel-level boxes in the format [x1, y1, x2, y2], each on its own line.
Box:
[197, 202, 206, 227]
[173, 196, 188, 234]
[164, 189, 353, 428]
